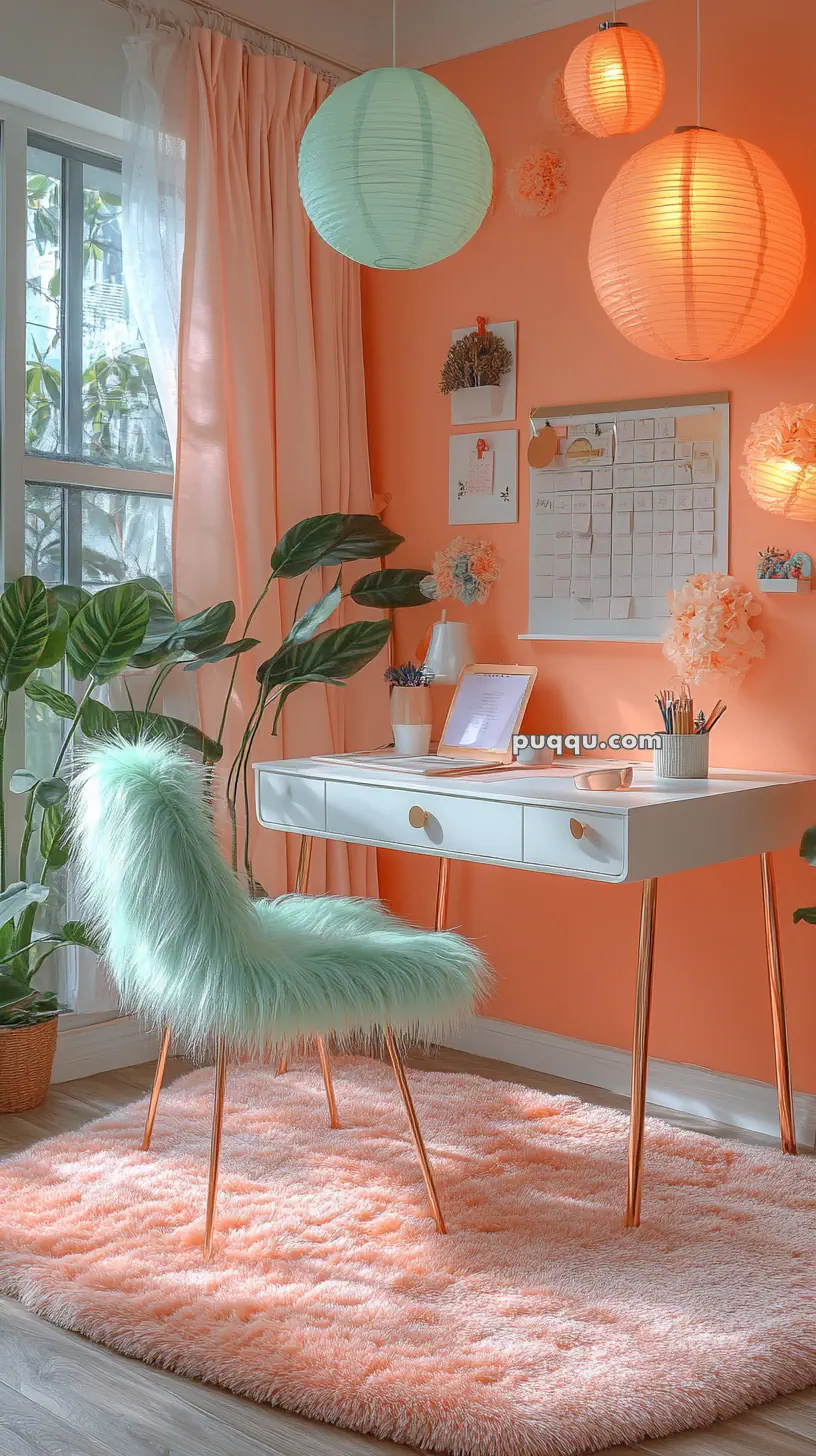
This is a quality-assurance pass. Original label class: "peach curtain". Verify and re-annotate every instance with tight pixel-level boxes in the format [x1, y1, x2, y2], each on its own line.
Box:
[174, 28, 386, 895]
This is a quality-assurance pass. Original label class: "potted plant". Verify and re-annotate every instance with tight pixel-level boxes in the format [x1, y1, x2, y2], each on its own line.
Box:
[439, 318, 512, 422]
[0, 513, 430, 1108]
[385, 663, 434, 754]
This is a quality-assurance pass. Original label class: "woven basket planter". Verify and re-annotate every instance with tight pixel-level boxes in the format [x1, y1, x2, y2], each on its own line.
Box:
[0, 1017, 58, 1113]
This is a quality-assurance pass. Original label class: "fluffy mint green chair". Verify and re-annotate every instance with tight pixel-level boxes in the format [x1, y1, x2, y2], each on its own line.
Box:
[70, 738, 490, 1256]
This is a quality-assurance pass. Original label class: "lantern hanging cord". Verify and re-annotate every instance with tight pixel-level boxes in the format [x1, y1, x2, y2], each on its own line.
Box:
[696, 0, 702, 126]
[392, 0, 397, 66]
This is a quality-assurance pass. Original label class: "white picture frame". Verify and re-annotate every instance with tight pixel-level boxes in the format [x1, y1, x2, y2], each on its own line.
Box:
[449, 429, 519, 524]
[449, 321, 517, 425]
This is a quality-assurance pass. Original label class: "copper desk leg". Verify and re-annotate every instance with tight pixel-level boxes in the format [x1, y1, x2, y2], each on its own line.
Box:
[385, 1027, 447, 1233]
[291, 833, 339, 1126]
[142, 1026, 171, 1151]
[625, 878, 658, 1229]
[203, 1041, 228, 1261]
[435, 858, 450, 931]
[276, 835, 315, 1078]
[760, 852, 797, 1154]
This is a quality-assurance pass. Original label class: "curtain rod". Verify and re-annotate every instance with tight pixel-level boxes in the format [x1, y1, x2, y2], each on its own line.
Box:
[98, 0, 359, 80]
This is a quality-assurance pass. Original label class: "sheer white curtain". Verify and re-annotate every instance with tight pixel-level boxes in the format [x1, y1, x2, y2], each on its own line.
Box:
[121, 21, 186, 461]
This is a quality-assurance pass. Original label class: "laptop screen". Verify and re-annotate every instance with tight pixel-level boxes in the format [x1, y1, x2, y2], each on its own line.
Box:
[440, 670, 534, 753]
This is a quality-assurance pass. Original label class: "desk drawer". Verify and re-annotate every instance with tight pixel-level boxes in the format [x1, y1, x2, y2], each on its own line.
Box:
[523, 805, 626, 878]
[325, 780, 523, 862]
[256, 771, 325, 833]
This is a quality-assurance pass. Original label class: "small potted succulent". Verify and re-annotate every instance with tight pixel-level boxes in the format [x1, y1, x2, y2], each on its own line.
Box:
[385, 663, 434, 754]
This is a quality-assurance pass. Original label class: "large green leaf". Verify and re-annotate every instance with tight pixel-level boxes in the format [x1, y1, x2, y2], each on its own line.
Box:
[35, 776, 69, 808]
[38, 601, 70, 669]
[793, 905, 816, 924]
[98, 709, 223, 764]
[0, 576, 51, 691]
[0, 973, 36, 1012]
[320, 515, 404, 565]
[182, 637, 259, 671]
[80, 697, 118, 738]
[270, 514, 403, 578]
[349, 568, 430, 608]
[25, 679, 78, 720]
[49, 584, 91, 621]
[130, 600, 236, 669]
[0, 881, 49, 927]
[67, 583, 150, 683]
[258, 618, 392, 692]
[40, 806, 71, 869]
[284, 584, 342, 646]
[800, 824, 816, 865]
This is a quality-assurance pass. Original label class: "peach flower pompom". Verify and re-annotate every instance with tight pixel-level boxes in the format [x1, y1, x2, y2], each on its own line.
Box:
[421, 536, 502, 606]
[506, 144, 567, 218]
[663, 572, 764, 686]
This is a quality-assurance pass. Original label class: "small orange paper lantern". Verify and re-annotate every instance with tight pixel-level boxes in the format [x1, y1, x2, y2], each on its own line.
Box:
[563, 21, 665, 138]
[589, 126, 806, 362]
[742, 403, 816, 520]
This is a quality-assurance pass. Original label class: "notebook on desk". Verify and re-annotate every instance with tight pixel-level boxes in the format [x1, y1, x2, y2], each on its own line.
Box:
[315, 663, 538, 776]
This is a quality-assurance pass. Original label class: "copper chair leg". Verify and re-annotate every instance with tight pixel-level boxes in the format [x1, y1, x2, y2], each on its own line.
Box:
[385, 1026, 447, 1233]
[625, 878, 658, 1229]
[760, 852, 797, 1154]
[204, 1041, 228, 1261]
[142, 1026, 171, 1151]
[317, 1036, 340, 1129]
[276, 1054, 288, 1075]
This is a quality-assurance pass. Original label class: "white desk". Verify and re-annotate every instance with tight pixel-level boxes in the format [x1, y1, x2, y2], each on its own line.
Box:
[255, 758, 816, 1224]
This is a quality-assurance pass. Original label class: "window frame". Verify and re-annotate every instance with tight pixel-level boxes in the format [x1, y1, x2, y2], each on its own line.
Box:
[1, 97, 172, 591]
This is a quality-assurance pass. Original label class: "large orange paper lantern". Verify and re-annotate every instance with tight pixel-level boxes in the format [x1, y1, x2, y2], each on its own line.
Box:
[589, 126, 806, 362]
[742, 403, 816, 520]
[563, 22, 665, 138]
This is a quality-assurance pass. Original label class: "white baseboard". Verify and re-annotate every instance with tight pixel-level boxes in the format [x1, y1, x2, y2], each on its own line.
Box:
[442, 1015, 816, 1147]
[52, 1014, 160, 1084]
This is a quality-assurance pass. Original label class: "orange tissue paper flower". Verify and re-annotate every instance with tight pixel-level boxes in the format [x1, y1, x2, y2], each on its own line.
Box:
[663, 572, 764, 686]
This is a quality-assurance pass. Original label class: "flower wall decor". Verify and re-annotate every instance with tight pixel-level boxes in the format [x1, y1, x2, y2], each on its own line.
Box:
[663, 572, 764, 686]
[421, 537, 502, 606]
[506, 143, 567, 218]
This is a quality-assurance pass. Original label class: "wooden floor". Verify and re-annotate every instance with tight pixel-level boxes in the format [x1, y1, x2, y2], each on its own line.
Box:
[1, 1048, 814, 1456]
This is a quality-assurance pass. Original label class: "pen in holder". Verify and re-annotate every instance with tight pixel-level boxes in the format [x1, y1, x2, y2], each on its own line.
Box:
[653, 690, 726, 780]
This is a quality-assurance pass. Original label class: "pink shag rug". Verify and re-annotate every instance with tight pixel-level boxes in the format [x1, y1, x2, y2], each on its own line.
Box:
[1, 1059, 814, 1456]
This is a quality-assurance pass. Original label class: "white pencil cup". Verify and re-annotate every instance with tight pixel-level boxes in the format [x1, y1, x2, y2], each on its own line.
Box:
[653, 733, 709, 780]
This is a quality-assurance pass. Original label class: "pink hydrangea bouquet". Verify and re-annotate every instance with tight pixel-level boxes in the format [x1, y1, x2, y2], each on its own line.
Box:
[663, 572, 764, 685]
[421, 536, 502, 606]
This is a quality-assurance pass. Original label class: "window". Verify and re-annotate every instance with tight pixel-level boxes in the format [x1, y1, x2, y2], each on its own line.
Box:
[1, 105, 175, 999]
[13, 130, 174, 765]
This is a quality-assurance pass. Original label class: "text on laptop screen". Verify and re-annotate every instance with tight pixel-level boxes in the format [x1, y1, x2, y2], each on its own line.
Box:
[440, 671, 533, 753]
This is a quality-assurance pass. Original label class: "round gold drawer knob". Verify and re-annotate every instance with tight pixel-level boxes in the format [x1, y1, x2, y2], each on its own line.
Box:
[569, 817, 586, 840]
[409, 805, 429, 829]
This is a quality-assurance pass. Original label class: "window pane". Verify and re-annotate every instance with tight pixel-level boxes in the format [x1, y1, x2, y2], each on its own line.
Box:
[80, 489, 172, 591]
[26, 148, 63, 454]
[82, 164, 172, 472]
[24, 481, 63, 585]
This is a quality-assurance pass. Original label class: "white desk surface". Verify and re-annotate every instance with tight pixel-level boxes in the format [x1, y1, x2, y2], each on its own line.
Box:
[255, 757, 816, 883]
[255, 757, 812, 812]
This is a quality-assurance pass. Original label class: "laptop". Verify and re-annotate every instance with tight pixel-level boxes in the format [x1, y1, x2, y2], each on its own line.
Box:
[318, 664, 537, 775]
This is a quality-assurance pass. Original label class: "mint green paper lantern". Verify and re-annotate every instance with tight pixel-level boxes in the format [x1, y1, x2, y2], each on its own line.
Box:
[298, 68, 493, 270]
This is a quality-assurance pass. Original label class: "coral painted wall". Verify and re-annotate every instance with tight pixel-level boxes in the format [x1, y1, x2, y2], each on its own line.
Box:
[362, 0, 816, 1093]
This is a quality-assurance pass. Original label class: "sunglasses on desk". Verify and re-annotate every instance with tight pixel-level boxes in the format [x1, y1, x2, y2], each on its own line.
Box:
[573, 765, 634, 791]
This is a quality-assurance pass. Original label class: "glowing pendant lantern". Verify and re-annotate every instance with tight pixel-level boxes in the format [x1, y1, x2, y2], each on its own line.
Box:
[742, 403, 816, 520]
[298, 68, 492, 270]
[563, 21, 665, 137]
[589, 126, 806, 361]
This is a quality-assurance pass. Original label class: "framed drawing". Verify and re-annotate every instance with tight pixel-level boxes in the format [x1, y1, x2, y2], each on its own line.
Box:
[449, 429, 518, 524]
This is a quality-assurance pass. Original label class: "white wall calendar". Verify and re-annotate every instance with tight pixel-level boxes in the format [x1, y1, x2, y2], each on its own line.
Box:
[522, 392, 730, 643]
